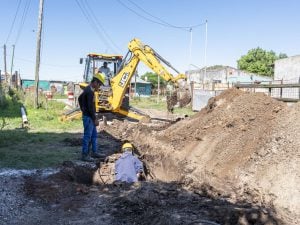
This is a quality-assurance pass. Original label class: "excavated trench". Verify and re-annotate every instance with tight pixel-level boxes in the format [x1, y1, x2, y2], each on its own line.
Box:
[19, 89, 300, 224]
[22, 155, 282, 225]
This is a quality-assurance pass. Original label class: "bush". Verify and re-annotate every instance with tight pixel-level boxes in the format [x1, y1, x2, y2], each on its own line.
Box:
[8, 88, 24, 100]
[0, 96, 9, 108]
[24, 92, 48, 109]
[0, 85, 8, 108]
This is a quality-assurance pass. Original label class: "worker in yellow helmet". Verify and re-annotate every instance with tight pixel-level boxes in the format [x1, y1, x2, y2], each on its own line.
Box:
[78, 73, 105, 162]
[115, 142, 145, 182]
[98, 62, 112, 86]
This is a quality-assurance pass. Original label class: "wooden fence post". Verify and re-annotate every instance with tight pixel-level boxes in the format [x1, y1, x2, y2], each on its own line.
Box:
[298, 77, 300, 100]
[280, 79, 283, 99]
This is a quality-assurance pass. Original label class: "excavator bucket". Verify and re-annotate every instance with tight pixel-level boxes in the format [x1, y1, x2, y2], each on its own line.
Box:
[166, 81, 191, 113]
[167, 91, 178, 113]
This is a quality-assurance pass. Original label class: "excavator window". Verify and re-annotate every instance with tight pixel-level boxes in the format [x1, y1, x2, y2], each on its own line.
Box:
[83, 55, 123, 83]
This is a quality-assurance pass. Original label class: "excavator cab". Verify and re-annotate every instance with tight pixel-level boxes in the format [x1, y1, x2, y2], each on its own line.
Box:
[80, 53, 123, 83]
[79, 53, 130, 112]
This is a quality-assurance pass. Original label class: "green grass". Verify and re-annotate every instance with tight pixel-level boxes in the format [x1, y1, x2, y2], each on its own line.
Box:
[0, 130, 80, 169]
[25, 101, 82, 132]
[130, 96, 196, 116]
[0, 94, 82, 131]
[130, 96, 167, 110]
[52, 93, 68, 99]
[0, 92, 82, 169]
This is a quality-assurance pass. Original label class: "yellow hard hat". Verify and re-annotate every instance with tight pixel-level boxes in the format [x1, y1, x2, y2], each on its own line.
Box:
[93, 73, 105, 84]
[122, 143, 133, 150]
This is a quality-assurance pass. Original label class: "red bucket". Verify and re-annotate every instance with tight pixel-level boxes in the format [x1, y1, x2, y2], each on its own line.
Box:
[68, 91, 74, 101]
[45, 91, 53, 99]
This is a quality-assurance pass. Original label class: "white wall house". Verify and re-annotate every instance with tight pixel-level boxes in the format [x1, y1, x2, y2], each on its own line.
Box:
[187, 66, 272, 84]
[274, 55, 300, 83]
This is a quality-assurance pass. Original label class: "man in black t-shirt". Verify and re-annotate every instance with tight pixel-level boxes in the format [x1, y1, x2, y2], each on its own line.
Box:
[78, 73, 105, 161]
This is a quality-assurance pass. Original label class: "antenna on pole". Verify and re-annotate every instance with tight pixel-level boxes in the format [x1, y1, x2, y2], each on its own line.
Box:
[204, 20, 208, 82]
[34, 0, 44, 108]
[188, 28, 193, 82]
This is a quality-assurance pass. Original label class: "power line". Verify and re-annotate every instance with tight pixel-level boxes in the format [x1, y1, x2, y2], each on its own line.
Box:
[117, 0, 206, 31]
[5, 0, 22, 44]
[75, 0, 116, 53]
[11, 55, 82, 68]
[83, 0, 122, 52]
[125, 0, 188, 31]
[41, 63, 82, 68]
[116, 0, 180, 30]
[75, 0, 111, 51]
[14, 0, 32, 45]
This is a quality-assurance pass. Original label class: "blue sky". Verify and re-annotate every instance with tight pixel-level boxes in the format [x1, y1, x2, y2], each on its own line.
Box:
[0, 0, 299, 81]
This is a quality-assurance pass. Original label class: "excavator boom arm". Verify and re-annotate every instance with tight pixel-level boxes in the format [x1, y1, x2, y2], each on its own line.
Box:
[109, 38, 187, 110]
[128, 38, 186, 83]
[109, 55, 140, 110]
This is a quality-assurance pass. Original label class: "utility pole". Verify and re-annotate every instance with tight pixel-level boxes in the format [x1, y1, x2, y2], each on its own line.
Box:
[188, 28, 193, 83]
[34, 0, 44, 108]
[10, 44, 15, 87]
[189, 28, 193, 64]
[3, 44, 7, 85]
[18, 69, 21, 89]
[14, 71, 18, 89]
[204, 20, 208, 82]
[157, 74, 160, 102]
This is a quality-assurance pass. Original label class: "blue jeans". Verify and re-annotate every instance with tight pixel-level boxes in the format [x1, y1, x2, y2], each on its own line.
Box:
[82, 116, 97, 155]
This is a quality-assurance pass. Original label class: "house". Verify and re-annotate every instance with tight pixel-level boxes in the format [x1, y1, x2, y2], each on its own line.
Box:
[188, 66, 273, 111]
[22, 79, 50, 91]
[187, 66, 272, 84]
[0, 72, 4, 82]
[274, 55, 300, 99]
[50, 80, 67, 94]
[130, 76, 152, 97]
[274, 55, 300, 83]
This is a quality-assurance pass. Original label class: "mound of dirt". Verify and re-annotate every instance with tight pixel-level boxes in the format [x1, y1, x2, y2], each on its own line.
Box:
[106, 88, 299, 224]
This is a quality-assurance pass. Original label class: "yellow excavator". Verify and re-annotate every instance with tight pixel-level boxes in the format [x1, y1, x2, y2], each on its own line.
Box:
[61, 38, 190, 121]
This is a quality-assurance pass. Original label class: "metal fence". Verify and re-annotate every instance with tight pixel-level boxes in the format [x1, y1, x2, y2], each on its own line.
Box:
[235, 80, 300, 102]
[191, 78, 300, 111]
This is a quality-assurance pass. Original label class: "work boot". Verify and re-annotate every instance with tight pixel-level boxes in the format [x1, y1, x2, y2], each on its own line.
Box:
[81, 154, 94, 162]
[91, 152, 105, 159]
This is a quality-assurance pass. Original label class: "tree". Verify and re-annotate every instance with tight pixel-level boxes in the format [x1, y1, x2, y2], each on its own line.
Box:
[278, 53, 288, 59]
[140, 72, 167, 88]
[237, 47, 288, 77]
